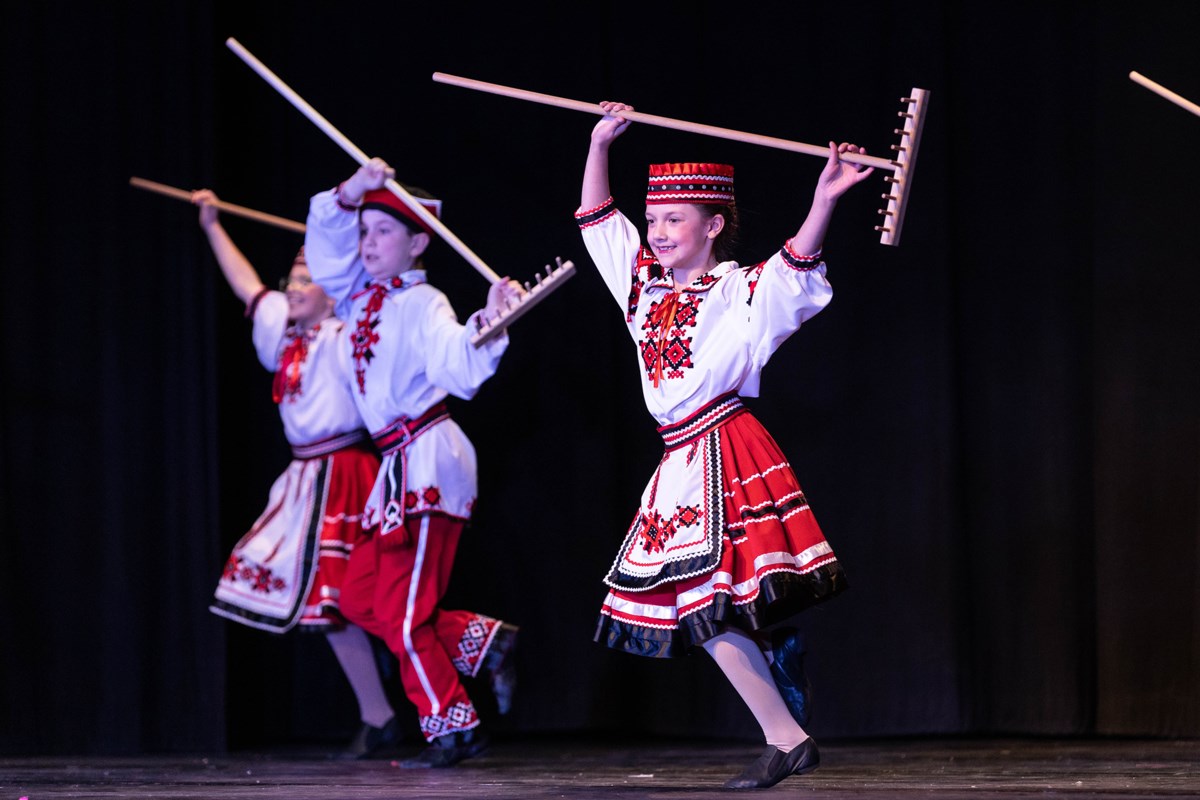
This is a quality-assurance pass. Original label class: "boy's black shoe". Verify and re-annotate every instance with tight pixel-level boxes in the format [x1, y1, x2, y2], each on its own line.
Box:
[338, 716, 401, 760]
[399, 728, 490, 768]
[483, 623, 519, 715]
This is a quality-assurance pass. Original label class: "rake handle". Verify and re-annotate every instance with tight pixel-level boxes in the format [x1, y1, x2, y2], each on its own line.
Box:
[1129, 71, 1200, 119]
[431, 72, 898, 172]
[226, 38, 502, 284]
[129, 176, 306, 233]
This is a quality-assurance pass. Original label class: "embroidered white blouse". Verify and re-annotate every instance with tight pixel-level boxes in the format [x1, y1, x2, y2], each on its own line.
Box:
[304, 188, 509, 522]
[576, 200, 833, 426]
[251, 290, 364, 448]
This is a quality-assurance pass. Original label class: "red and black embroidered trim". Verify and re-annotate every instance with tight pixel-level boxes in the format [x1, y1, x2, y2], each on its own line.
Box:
[371, 402, 450, 456]
[350, 287, 385, 395]
[348, 273, 427, 395]
[641, 291, 702, 387]
[658, 393, 747, 451]
[273, 325, 318, 404]
[744, 262, 766, 307]
[245, 286, 272, 319]
[575, 197, 617, 228]
[334, 182, 361, 212]
[290, 428, 371, 460]
[781, 242, 823, 272]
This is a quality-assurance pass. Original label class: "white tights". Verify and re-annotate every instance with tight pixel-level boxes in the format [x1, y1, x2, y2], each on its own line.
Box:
[325, 624, 395, 727]
[701, 627, 807, 751]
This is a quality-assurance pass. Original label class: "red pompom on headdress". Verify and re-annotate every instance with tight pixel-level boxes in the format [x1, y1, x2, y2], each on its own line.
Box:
[646, 162, 735, 205]
[361, 189, 443, 236]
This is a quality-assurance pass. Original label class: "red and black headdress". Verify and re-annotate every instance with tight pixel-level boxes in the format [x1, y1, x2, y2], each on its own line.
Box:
[646, 162, 735, 205]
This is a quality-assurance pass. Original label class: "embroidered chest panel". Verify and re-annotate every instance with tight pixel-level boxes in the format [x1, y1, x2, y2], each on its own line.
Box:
[639, 292, 704, 385]
[350, 301, 382, 395]
[349, 274, 426, 395]
[273, 325, 321, 404]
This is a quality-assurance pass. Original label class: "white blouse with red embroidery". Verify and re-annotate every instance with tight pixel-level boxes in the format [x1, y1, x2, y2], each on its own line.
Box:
[576, 201, 833, 427]
[303, 188, 509, 521]
[251, 290, 364, 448]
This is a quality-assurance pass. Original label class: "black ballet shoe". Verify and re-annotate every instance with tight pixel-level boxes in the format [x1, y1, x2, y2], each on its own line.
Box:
[723, 737, 819, 790]
[338, 715, 401, 760]
[483, 623, 519, 715]
[399, 728, 490, 768]
[769, 627, 812, 728]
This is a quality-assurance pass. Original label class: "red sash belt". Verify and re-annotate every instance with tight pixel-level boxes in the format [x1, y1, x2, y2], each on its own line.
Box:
[657, 393, 746, 452]
[290, 428, 371, 460]
[371, 403, 450, 456]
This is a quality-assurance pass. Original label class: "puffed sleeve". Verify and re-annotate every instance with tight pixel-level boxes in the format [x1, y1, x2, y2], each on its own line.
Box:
[305, 188, 370, 319]
[249, 290, 290, 371]
[575, 197, 641, 316]
[735, 241, 834, 375]
[417, 287, 509, 400]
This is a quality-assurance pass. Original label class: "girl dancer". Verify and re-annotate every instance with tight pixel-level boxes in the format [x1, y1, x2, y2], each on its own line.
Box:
[196, 190, 400, 758]
[575, 103, 872, 789]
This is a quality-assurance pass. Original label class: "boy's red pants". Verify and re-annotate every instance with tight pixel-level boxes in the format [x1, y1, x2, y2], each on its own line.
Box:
[340, 514, 502, 741]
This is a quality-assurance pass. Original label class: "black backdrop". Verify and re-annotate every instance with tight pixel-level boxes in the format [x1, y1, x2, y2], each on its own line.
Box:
[3, 0, 1199, 755]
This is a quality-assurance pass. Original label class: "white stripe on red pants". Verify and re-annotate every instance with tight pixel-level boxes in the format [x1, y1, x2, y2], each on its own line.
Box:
[340, 514, 499, 740]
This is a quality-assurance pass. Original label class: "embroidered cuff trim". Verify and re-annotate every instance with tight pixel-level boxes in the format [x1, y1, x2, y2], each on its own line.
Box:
[575, 197, 617, 229]
[781, 241, 823, 271]
[245, 286, 272, 318]
[335, 183, 361, 212]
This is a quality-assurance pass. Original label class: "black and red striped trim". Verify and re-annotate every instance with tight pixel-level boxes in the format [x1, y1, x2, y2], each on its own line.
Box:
[780, 242, 823, 272]
[657, 393, 746, 452]
[575, 197, 618, 229]
[371, 403, 450, 456]
[290, 428, 371, 460]
[245, 286, 273, 319]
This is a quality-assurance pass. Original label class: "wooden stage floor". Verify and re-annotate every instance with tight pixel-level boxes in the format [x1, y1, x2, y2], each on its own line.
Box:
[3, 736, 1198, 798]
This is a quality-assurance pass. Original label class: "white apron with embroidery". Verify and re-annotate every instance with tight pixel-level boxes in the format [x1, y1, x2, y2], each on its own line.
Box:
[211, 291, 368, 630]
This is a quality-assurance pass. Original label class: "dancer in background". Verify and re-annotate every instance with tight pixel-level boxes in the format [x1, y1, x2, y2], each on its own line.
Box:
[304, 161, 520, 768]
[575, 103, 872, 789]
[196, 190, 400, 758]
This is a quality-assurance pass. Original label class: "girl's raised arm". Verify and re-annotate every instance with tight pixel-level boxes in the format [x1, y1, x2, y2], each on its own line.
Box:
[193, 189, 266, 306]
[788, 142, 874, 256]
[581, 101, 634, 210]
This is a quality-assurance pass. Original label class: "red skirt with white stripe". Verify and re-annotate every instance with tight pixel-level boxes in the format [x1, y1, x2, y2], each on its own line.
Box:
[595, 396, 846, 657]
[210, 441, 380, 633]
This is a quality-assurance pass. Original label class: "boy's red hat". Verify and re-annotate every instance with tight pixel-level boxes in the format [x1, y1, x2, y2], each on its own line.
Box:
[646, 162, 735, 205]
[361, 188, 443, 236]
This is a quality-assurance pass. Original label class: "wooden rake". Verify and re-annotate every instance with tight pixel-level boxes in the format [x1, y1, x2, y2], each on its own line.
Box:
[432, 73, 929, 246]
[225, 38, 574, 346]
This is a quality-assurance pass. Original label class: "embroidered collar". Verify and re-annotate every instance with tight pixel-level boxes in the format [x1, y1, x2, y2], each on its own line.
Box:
[645, 261, 738, 294]
[352, 269, 428, 300]
[284, 320, 323, 340]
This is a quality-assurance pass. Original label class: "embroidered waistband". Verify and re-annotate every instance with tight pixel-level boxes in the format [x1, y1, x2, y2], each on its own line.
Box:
[291, 428, 371, 460]
[657, 393, 746, 451]
[371, 403, 450, 456]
